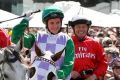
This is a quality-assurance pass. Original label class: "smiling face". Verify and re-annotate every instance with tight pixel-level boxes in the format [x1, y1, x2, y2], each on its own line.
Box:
[73, 24, 89, 38]
[47, 18, 62, 34]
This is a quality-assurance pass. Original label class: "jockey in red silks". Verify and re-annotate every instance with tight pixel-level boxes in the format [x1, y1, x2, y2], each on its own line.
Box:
[0, 28, 11, 48]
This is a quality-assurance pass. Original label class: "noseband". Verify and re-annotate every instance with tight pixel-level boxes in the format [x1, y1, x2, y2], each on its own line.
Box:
[34, 56, 56, 67]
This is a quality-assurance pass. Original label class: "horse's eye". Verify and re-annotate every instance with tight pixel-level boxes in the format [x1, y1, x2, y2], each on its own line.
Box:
[4, 74, 8, 78]
[8, 54, 15, 59]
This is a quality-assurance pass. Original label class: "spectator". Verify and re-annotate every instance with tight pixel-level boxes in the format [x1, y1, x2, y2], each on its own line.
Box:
[102, 37, 113, 48]
[94, 31, 104, 45]
[104, 47, 120, 80]
[69, 16, 108, 80]
[109, 57, 120, 80]
[0, 28, 11, 48]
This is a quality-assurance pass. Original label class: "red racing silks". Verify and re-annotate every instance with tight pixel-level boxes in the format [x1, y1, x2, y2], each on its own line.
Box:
[0, 28, 11, 48]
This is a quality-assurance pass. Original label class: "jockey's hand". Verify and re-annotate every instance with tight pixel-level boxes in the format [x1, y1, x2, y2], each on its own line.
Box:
[24, 11, 34, 21]
[71, 71, 80, 79]
[85, 74, 97, 80]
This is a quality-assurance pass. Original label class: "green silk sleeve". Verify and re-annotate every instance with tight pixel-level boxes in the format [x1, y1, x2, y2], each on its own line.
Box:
[57, 39, 75, 79]
[11, 19, 36, 49]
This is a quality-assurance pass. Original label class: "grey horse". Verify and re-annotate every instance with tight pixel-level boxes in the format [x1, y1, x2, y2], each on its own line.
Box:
[0, 38, 29, 80]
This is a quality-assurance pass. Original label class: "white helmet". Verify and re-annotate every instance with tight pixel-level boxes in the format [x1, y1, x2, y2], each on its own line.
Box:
[69, 16, 92, 27]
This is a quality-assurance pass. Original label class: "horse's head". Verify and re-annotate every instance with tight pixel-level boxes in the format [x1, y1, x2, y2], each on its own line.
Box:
[0, 38, 28, 80]
[29, 44, 65, 80]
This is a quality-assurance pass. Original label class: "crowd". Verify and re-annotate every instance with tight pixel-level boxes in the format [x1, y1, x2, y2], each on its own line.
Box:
[0, 5, 120, 80]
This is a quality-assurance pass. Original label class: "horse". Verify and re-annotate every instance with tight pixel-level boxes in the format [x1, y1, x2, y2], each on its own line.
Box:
[28, 43, 65, 80]
[0, 38, 30, 80]
[0, 37, 64, 80]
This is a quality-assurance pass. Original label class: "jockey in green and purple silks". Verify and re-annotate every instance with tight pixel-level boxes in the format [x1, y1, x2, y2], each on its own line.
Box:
[11, 6, 74, 80]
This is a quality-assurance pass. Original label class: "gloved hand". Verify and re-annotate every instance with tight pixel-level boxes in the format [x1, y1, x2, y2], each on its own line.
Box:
[24, 11, 34, 21]
[71, 71, 80, 79]
[85, 74, 97, 80]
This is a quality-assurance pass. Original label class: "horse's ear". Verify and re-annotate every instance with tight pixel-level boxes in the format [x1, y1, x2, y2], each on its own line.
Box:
[35, 44, 44, 56]
[51, 48, 65, 62]
[15, 37, 23, 52]
[29, 67, 36, 78]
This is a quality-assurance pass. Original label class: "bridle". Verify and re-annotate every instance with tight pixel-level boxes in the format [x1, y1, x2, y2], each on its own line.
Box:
[34, 56, 56, 67]
[28, 56, 57, 80]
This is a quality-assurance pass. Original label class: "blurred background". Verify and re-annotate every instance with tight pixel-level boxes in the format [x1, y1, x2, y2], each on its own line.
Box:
[0, 0, 120, 15]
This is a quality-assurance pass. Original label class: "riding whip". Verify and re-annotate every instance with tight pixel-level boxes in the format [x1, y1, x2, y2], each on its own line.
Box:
[0, 9, 41, 23]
